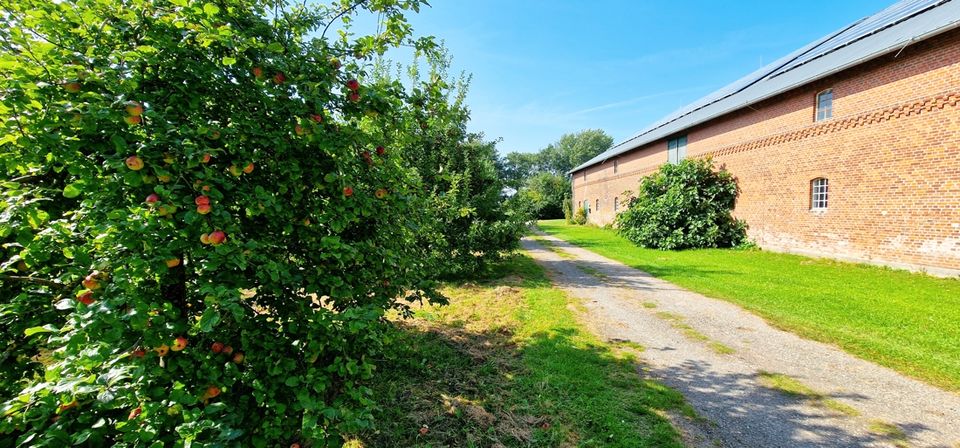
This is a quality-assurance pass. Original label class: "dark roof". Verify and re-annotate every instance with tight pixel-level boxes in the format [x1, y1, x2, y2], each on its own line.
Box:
[570, 0, 960, 174]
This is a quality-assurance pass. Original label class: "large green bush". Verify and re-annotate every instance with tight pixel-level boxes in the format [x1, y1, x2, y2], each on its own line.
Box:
[616, 158, 748, 249]
[0, 0, 443, 445]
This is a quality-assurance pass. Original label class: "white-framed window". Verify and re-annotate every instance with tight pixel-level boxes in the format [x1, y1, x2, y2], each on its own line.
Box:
[668, 136, 687, 164]
[613, 159, 619, 173]
[811, 178, 829, 210]
[614, 197, 619, 212]
[816, 89, 833, 121]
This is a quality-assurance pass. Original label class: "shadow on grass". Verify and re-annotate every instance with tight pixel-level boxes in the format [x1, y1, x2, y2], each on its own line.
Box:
[362, 256, 686, 448]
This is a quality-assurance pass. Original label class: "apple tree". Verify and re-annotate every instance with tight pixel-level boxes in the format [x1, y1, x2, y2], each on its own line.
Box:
[0, 0, 442, 445]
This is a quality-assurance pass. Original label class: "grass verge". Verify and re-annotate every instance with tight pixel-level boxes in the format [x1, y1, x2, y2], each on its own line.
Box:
[537, 219, 960, 391]
[362, 254, 689, 447]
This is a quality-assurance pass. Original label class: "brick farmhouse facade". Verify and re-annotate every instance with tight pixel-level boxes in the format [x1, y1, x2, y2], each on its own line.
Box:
[570, 0, 960, 276]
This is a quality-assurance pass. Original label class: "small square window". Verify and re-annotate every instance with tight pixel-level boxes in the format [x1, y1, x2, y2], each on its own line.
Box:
[811, 178, 829, 210]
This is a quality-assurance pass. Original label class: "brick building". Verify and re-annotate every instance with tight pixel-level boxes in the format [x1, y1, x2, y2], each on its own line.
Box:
[569, 0, 960, 276]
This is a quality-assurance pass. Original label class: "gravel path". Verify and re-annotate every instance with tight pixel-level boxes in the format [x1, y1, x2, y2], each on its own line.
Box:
[522, 234, 960, 448]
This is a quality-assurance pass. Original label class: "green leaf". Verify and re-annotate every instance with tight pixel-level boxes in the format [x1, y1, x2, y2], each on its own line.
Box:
[266, 42, 284, 53]
[284, 376, 300, 387]
[24, 325, 57, 336]
[62, 182, 83, 198]
[198, 309, 220, 333]
[203, 3, 220, 15]
[221, 56, 236, 66]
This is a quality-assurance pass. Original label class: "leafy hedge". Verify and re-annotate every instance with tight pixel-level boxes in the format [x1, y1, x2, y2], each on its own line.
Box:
[615, 158, 748, 249]
[0, 0, 520, 446]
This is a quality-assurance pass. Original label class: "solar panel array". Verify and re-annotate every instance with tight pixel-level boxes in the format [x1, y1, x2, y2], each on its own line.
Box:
[770, 0, 947, 77]
[569, 0, 959, 174]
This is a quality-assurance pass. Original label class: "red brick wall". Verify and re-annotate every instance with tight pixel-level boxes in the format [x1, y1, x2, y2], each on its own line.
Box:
[572, 28, 960, 276]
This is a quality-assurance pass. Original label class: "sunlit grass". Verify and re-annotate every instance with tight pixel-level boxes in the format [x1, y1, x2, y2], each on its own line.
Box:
[538, 220, 960, 391]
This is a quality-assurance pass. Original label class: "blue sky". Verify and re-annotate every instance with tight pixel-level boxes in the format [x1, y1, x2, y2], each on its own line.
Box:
[393, 0, 888, 154]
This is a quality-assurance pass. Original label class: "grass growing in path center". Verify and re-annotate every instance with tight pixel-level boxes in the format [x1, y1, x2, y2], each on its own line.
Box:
[537, 219, 960, 392]
[362, 254, 689, 447]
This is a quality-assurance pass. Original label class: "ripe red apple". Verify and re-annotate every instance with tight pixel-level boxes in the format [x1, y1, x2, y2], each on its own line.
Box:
[211, 341, 224, 354]
[62, 82, 81, 93]
[309, 114, 323, 123]
[348, 92, 360, 103]
[145, 193, 160, 205]
[196, 204, 211, 214]
[232, 352, 245, 364]
[273, 72, 285, 84]
[376, 145, 386, 156]
[294, 124, 306, 136]
[243, 163, 254, 174]
[203, 385, 221, 400]
[76, 290, 95, 305]
[343, 186, 353, 197]
[82, 274, 101, 290]
[345, 79, 360, 92]
[252, 66, 263, 79]
[124, 115, 142, 125]
[171, 336, 188, 352]
[375, 188, 388, 199]
[125, 101, 143, 116]
[125, 155, 144, 171]
[202, 153, 212, 163]
[208, 230, 226, 245]
[291, 443, 301, 448]
[222, 345, 234, 355]
[155, 344, 170, 357]
[128, 406, 142, 420]
[195, 195, 210, 206]
[130, 348, 146, 358]
[165, 258, 181, 268]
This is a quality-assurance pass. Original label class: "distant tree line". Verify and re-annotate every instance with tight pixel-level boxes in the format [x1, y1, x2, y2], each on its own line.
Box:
[500, 129, 613, 219]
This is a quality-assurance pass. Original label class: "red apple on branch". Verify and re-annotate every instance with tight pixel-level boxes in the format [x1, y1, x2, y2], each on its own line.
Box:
[125, 101, 143, 116]
[171, 336, 188, 352]
[243, 163, 254, 174]
[211, 342, 224, 354]
[208, 230, 226, 245]
[145, 193, 160, 205]
[345, 79, 360, 92]
[76, 290, 95, 305]
[125, 155, 144, 171]
[343, 186, 353, 197]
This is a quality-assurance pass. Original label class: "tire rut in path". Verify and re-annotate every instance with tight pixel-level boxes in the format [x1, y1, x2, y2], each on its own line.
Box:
[522, 235, 960, 448]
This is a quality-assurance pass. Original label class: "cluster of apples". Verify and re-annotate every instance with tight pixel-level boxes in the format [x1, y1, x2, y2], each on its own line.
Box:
[345, 79, 361, 103]
[199, 230, 227, 246]
[124, 101, 143, 125]
[228, 162, 254, 177]
[75, 271, 107, 306]
[153, 336, 189, 357]
[211, 341, 244, 364]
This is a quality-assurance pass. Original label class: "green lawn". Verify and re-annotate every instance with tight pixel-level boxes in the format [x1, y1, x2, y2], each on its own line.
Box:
[363, 254, 689, 447]
[537, 219, 960, 392]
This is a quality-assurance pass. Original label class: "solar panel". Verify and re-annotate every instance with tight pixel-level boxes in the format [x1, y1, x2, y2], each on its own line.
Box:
[770, 0, 947, 77]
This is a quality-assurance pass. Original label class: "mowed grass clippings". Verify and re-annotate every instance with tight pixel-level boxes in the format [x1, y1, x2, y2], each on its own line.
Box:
[363, 254, 687, 447]
[537, 220, 960, 391]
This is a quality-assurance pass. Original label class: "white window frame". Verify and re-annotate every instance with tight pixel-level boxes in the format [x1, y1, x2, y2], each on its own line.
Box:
[667, 136, 687, 164]
[811, 178, 829, 211]
[816, 89, 833, 121]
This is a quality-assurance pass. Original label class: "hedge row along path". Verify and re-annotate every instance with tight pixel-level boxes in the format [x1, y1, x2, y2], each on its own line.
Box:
[523, 233, 960, 448]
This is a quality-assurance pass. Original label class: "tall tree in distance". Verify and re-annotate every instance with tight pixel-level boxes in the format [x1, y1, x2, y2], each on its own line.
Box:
[502, 129, 613, 219]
